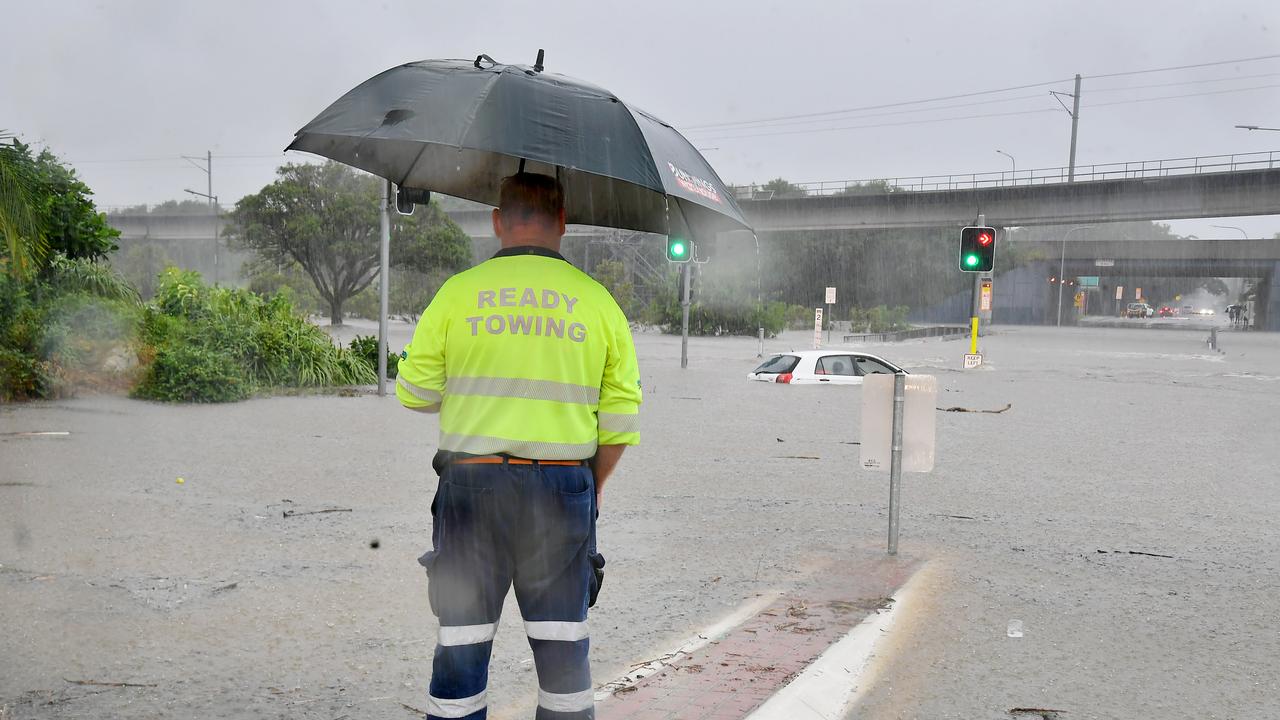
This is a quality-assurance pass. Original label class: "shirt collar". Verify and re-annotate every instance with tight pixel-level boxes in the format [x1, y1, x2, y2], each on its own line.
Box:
[492, 245, 567, 261]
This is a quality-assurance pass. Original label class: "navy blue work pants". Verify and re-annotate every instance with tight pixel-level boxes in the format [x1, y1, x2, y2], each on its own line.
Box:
[418, 461, 599, 719]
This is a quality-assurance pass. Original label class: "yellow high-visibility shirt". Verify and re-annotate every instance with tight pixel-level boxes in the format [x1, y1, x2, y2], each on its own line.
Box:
[396, 246, 641, 459]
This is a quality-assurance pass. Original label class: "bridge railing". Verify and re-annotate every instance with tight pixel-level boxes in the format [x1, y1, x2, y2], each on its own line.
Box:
[732, 150, 1280, 199]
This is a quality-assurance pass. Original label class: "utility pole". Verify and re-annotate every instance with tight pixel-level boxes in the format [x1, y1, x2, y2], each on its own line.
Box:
[1068, 74, 1081, 182]
[1051, 76, 1082, 182]
[182, 150, 218, 284]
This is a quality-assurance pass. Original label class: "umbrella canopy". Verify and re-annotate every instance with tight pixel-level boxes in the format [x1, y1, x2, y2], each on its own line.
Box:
[286, 54, 751, 242]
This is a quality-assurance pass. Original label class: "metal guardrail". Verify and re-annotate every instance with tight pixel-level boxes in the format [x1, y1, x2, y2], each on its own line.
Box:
[734, 150, 1280, 200]
[842, 325, 968, 344]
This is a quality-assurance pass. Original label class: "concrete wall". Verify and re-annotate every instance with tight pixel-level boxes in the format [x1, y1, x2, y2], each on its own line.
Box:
[913, 262, 1055, 326]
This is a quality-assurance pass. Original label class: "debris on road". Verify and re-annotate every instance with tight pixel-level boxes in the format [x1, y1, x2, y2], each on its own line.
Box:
[1096, 549, 1174, 559]
[1, 431, 71, 438]
[938, 403, 1012, 413]
[63, 679, 157, 688]
[282, 507, 352, 518]
[1009, 708, 1066, 719]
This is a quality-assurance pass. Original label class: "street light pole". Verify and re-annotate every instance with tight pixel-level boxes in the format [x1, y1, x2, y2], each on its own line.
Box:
[996, 150, 1015, 186]
[1234, 125, 1280, 132]
[1210, 224, 1249, 239]
[1058, 225, 1093, 327]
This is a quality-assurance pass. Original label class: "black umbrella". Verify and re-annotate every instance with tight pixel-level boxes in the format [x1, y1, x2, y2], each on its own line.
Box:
[286, 51, 751, 242]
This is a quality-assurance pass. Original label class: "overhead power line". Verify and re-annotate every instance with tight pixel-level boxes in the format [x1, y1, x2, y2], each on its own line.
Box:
[1085, 52, 1280, 80]
[683, 53, 1280, 133]
[694, 83, 1280, 142]
[681, 77, 1076, 131]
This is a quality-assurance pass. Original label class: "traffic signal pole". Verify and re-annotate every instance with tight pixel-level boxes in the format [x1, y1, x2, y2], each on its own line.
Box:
[680, 261, 691, 369]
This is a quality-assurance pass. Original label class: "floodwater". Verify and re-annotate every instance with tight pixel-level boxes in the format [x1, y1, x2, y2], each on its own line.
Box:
[2, 323, 1277, 719]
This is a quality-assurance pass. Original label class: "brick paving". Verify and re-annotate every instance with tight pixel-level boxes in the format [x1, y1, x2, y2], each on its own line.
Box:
[597, 552, 920, 720]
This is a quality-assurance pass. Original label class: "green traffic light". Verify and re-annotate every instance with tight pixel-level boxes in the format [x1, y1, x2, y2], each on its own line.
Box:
[965, 254, 979, 267]
[671, 241, 686, 257]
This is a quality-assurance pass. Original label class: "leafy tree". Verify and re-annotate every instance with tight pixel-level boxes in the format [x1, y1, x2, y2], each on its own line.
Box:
[589, 259, 636, 315]
[1, 134, 48, 278]
[1, 135, 120, 278]
[227, 162, 472, 325]
[759, 177, 809, 198]
[835, 179, 899, 196]
[114, 199, 221, 216]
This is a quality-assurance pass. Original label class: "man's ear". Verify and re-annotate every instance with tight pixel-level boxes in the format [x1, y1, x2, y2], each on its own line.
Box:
[556, 207, 566, 236]
[492, 208, 503, 239]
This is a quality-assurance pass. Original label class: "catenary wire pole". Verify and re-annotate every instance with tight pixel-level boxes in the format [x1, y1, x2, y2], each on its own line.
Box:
[1068, 74, 1082, 181]
[182, 150, 218, 284]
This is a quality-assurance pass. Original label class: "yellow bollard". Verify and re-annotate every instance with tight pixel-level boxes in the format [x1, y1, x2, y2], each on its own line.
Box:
[970, 316, 979, 354]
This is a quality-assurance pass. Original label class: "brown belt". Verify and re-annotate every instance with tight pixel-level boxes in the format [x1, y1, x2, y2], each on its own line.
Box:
[453, 456, 587, 467]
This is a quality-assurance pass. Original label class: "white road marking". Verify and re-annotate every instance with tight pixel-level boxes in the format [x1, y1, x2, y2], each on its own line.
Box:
[594, 589, 783, 701]
[744, 564, 931, 720]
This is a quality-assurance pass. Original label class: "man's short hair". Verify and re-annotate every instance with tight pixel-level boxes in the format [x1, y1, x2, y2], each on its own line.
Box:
[498, 173, 564, 225]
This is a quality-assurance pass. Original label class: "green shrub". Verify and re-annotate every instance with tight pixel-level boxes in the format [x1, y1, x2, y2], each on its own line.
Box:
[349, 334, 399, 379]
[0, 347, 50, 401]
[133, 268, 374, 401]
[847, 305, 911, 333]
[133, 342, 250, 403]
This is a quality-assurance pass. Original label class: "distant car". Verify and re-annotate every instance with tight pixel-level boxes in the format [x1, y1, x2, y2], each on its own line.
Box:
[747, 350, 906, 385]
[1193, 308, 1215, 316]
[1126, 302, 1154, 318]
[1158, 306, 1175, 317]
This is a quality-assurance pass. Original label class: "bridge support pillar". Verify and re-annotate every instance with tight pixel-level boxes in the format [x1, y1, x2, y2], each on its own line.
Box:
[1259, 261, 1280, 332]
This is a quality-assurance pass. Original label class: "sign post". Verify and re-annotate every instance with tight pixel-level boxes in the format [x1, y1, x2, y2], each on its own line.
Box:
[861, 374, 937, 555]
[824, 287, 836, 343]
[812, 308, 823, 349]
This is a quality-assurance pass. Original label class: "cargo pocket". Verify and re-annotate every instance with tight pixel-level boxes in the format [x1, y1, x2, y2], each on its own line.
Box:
[588, 552, 606, 608]
[417, 549, 441, 617]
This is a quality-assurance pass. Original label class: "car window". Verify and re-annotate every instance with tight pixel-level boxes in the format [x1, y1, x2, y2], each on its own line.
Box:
[753, 354, 799, 374]
[854, 356, 896, 375]
[815, 355, 855, 376]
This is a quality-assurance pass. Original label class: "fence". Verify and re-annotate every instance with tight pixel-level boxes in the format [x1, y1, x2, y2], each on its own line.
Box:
[733, 150, 1280, 199]
[842, 325, 969, 344]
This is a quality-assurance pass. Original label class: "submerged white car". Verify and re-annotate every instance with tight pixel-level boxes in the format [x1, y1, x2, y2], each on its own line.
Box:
[747, 350, 907, 385]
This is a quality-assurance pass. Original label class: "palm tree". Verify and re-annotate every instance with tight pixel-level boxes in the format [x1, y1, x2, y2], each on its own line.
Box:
[0, 132, 47, 279]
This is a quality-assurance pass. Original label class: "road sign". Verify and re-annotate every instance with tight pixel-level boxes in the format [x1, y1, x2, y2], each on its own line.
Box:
[1078, 276, 1099, 287]
[963, 353, 983, 369]
[861, 374, 937, 473]
[979, 281, 993, 312]
[1115, 286, 1124, 300]
[813, 308, 823, 349]
[825, 286, 837, 304]
[1074, 291, 1084, 308]
[1095, 259, 1115, 267]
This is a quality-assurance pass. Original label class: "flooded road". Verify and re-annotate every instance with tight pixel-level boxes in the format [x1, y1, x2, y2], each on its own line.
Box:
[2, 324, 1277, 719]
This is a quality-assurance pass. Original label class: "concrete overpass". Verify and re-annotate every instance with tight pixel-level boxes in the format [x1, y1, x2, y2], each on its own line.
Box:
[738, 167, 1280, 232]
[917, 238, 1280, 331]
[1013, 238, 1280, 278]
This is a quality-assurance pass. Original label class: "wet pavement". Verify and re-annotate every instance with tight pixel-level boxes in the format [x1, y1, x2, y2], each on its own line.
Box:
[2, 323, 1278, 719]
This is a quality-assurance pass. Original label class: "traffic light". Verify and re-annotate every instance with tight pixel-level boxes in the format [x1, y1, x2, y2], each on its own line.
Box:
[959, 226, 996, 272]
[666, 236, 691, 263]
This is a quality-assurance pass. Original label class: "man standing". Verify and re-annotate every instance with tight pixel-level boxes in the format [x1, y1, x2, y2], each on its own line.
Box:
[396, 173, 642, 720]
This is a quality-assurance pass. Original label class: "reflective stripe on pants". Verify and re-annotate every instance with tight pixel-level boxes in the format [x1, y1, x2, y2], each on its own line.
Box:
[420, 461, 597, 720]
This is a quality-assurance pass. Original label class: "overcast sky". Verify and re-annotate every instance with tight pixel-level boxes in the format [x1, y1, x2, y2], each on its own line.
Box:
[4, 0, 1280, 237]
